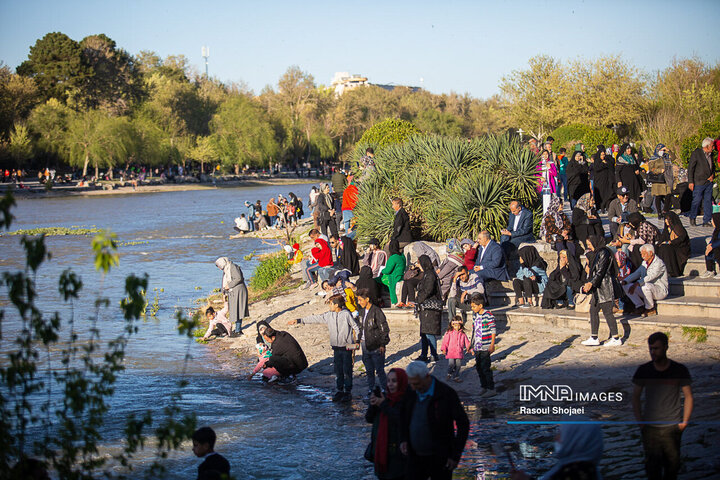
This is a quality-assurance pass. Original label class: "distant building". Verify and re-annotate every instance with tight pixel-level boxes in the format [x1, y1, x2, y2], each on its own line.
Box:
[331, 72, 420, 96]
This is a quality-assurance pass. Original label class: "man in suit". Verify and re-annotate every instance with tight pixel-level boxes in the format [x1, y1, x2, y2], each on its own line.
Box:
[688, 137, 717, 227]
[500, 201, 534, 254]
[388, 197, 413, 253]
[473, 231, 509, 284]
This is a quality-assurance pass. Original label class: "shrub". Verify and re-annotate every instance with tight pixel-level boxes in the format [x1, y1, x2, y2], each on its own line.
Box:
[550, 123, 619, 153]
[250, 252, 291, 290]
[358, 118, 421, 149]
[679, 114, 720, 165]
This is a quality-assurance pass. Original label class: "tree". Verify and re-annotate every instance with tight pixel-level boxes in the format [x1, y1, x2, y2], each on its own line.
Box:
[499, 55, 568, 139]
[0, 63, 39, 140]
[17, 32, 90, 102]
[27, 98, 73, 160]
[415, 109, 463, 137]
[209, 96, 279, 171]
[8, 125, 33, 165]
[65, 110, 134, 177]
[189, 135, 217, 173]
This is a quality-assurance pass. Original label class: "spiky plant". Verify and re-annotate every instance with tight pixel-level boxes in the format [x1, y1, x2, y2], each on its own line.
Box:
[354, 179, 396, 244]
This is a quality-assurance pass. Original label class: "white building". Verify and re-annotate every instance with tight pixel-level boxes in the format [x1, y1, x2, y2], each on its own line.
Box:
[331, 72, 368, 96]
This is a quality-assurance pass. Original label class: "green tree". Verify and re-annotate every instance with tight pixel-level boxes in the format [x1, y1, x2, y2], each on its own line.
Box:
[0, 63, 39, 140]
[414, 109, 464, 137]
[17, 32, 91, 103]
[8, 125, 33, 165]
[210, 96, 279, 171]
[189, 135, 217, 173]
[65, 110, 134, 177]
[27, 98, 73, 160]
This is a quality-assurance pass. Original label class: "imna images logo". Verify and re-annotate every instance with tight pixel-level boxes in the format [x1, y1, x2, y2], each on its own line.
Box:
[519, 384, 624, 402]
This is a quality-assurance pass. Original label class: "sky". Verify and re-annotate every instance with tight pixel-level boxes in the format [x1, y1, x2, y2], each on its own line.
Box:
[2, 0, 720, 99]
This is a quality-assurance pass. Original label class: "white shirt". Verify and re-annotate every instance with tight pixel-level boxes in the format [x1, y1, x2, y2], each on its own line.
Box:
[513, 213, 521, 232]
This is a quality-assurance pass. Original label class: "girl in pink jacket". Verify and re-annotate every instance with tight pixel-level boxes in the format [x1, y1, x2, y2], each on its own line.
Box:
[440, 316, 471, 382]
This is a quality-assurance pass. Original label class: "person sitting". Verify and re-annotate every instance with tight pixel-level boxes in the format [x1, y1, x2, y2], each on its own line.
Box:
[254, 210, 269, 231]
[202, 304, 232, 340]
[448, 266, 484, 321]
[233, 214, 251, 234]
[615, 250, 644, 314]
[622, 244, 668, 317]
[541, 249, 584, 309]
[500, 201, 535, 254]
[701, 213, 720, 278]
[301, 229, 333, 289]
[330, 234, 360, 275]
[655, 211, 690, 278]
[512, 246, 548, 308]
[436, 248, 465, 301]
[407, 241, 441, 268]
[398, 260, 422, 309]
[376, 240, 406, 308]
[473, 231, 509, 285]
[607, 186, 638, 241]
[540, 196, 577, 259]
[627, 213, 660, 270]
[362, 238, 387, 277]
[355, 265, 381, 305]
[571, 193, 604, 246]
[258, 326, 308, 382]
[460, 238, 477, 270]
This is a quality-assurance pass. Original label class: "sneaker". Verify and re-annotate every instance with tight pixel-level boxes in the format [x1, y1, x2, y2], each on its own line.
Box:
[267, 375, 279, 383]
[700, 270, 715, 279]
[520, 303, 530, 309]
[481, 389, 497, 398]
[642, 308, 658, 317]
[604, 337, 623, 347]
[332, 391, 345, 402]
[701, 222, 712, 227]
[581, 337, 600, 346]
[316, 291, 326, 297]
[446, 373, 452, 380]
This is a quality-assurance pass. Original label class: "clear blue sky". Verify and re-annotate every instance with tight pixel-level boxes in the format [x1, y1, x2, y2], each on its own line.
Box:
[2, 0, 719, 98]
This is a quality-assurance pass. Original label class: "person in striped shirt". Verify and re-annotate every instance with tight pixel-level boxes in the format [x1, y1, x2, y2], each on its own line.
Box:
[469, 293, 497, 398]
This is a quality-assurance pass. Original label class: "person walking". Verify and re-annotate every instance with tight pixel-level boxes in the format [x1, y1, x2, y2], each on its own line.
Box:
[214, 257, 249, 335]
[687, 137, 717, 227]
[401, 361, 470, 480]
[580, 237, 622, 347]
[440, 316, 470, 383]
[632, 332, 693, 480]
[357, 289, 391, 396]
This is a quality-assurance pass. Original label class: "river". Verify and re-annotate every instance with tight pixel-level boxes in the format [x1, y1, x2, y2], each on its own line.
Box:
[0, 183, 556, 479]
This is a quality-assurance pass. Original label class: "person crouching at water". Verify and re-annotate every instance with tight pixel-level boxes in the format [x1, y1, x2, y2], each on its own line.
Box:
[215, 257, 249, 336]
[256, 326, 308, 384]
[202, 305, 232, 340]
[289, 295, 360, 402]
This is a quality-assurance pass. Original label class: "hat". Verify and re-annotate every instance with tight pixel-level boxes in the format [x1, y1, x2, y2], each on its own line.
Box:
[292, 243, 300, 250]
[617, 186, 629, 196]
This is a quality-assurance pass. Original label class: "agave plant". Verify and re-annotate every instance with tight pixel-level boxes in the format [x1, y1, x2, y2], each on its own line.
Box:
[354, 179, 396, 244]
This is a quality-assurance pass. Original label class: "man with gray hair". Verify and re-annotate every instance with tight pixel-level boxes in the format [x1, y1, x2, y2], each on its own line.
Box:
[687, 137, 717, 227]
[400, 361, 469, 480]
[622, 244, 668, 317]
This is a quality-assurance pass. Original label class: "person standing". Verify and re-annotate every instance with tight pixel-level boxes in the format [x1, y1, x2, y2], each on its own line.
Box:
[566, 150, 590, 209]
[414, 255, 442, 364]
[615, 144, 644, 205]
[266, 197, 280, 227]
[593, 145, 616, 213]
[357, 289, 391, 395]
[469, 293, 497, 397]
[687, 137, 717, 227]
[647, 144, 675, 220]
[400, 361, 470, 480]
[214, 257, 249, 335]
[244, 201, 256, 232]
[632, 332, 693, 480]
[580, 237, 622, 347]
[331, 168, 347, 231]
[317, 183, 339, 238]
[341, 175, 358, 232]
[192, 427, 230, 480]
[556, 147, 569, 201]
[389, 197, 413, 252]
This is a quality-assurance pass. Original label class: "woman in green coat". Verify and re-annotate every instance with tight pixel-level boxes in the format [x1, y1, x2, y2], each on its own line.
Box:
[377, 239, 406, 307]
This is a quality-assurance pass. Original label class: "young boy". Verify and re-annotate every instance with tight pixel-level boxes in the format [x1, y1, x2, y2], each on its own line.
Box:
[192, 426, 230, 480]
[469, 293, 497, 398]
[289, 295, 360, 402]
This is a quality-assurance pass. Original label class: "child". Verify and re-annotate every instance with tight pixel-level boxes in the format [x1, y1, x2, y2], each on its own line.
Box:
[469, 293, 497, 398]
[440, 316, 471, 383]
[202, 305, 232, 341]
[249, 340, 273, 379]
[192, 426, 230, 480]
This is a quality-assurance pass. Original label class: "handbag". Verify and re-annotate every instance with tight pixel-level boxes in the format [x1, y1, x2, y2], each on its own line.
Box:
[403, 267, 421, 281]
[419, 298, 444, 312]
[574, 292, 592, 313]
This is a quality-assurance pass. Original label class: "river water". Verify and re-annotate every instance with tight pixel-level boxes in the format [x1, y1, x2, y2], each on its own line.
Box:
[0, 183, 557, 479]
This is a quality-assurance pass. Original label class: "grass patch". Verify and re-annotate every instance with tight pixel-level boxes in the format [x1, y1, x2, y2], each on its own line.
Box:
[681, 326, 707, 343]
[2, 226, 102, 236]
[249, 252, 290, 291]
[249, 274, 302, 302]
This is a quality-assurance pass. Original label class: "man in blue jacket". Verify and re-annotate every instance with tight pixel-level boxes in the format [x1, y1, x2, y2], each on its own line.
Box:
[473, 231, 509, 285]
[500, 201, 534, 253]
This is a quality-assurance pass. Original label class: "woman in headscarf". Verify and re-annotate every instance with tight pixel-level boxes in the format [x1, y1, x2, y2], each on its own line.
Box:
[512, 418, 604, 480]
[571, 193, 604, 246]
[414, 254, 442, 363]
[365, 368, 409, 479]
[592, 144, 616, 213]
[541, 250, 584, 309]
[615, 144, 644, 204]
[316, 183, 338, 238]
[331, 235, 360, 275]
[566, 150, 590, 209]
[215, 257, 249, 335]
[647, 144, 675, 219]
[655, 211, 690, 277]
[376, 239, 406, 307]
[701, 213, 720, 278]
[615, 250, 644, 314]
[436, 246, 465, 301]
[512, 246, 548, 308]
[540, 196, 578, 259]
[581, 236, 622, 347]
[627, 212, 660, 270]
[356, 266, 381, 306]
[536, 149, 558, 195]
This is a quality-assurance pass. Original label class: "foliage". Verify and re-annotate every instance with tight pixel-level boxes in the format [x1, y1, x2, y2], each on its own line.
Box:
[8, 125, 33, 164]
[0, 63, 38, 140]
[358, 118, 421, 150]
[681, 326, 707, 343]
[249, 252, 291, 291]
[679, 114, 720, 165]
[2, 226, 102, 236]
[0, 192, 198, 478]
[549, 124, 620, 153]
[354, 133, 539, 243]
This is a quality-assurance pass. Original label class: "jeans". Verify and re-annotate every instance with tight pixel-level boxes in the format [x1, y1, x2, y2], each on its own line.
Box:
[317, 266, 333, 283]
[334, 197, 343, 230]
[566, 286, 575, 306]
[589, 300, 618, 338]
[689, 182, 713, 224]
[642, 426, 682, 480]
[420, 333, 438, 359]
[447, 296, 473, 321]
[341, 209, 354, 231]
[333, 347, 354, 392]
[302, 261, 320, 285]
[247, 213, 255, 231]
[447, 358, 462, 378]
[361, 348, 387, 391]
[557, 173, 568, 201]
[474, 350, 494, 389]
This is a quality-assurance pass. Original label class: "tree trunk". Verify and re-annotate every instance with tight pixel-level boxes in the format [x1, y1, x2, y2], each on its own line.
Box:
[200, 160, 204, 175]
[235, 163, 240, 175]
[94, 163, 99, 180]
[82, 153, 89, 178]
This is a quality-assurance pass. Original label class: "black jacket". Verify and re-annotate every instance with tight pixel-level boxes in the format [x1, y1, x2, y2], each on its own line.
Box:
[392, 207, 413, 244]
[402, 378, 470, 462]
[358, 304, 390, 352]
[587, 246, 616, 304]
[566, 160, 590, 200]
[265, 331, 308, 376]
[688, 147, 716, 186]
[197, 452, 230, 480]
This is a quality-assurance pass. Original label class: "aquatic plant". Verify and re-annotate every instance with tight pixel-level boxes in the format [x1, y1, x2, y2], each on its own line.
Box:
[2, 226, 103, 236]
